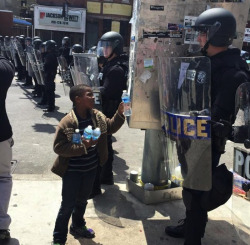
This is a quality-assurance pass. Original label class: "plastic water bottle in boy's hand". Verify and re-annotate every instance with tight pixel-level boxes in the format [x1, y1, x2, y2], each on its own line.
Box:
[92, 127, 101, 140]
[72, 129, 82, 144]
[83, 125, 93, 140]
[121, 90, 132, 116]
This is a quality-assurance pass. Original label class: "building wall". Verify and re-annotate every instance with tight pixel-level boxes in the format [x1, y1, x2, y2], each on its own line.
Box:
[0, 10, 13, 36]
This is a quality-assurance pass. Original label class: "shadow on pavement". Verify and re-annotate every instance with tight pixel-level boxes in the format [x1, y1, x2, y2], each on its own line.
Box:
[32, 123, 57, 134]
[93, 185, 155, 227]
[113, 155, 129, 183]
[1, 238, 20, 245]
[73, 238, 103, 245]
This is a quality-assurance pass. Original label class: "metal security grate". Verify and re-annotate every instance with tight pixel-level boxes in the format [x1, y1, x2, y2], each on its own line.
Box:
[11, 160, 19, 174]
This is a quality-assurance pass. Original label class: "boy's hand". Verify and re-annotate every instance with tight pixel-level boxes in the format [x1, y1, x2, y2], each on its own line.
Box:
[118, 102, 124, 115]
[82, 137, 98, 148]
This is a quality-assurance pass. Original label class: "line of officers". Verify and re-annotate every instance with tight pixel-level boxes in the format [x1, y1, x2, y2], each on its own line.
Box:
[0, 35, 85, 112]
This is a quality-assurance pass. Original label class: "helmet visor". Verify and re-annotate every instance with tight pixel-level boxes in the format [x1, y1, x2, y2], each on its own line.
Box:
[188, 21, 221, 53]
[97, 40, 117, 58]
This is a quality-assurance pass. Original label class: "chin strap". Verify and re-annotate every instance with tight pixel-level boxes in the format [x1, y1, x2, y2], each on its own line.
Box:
[201, 41, 209, 56]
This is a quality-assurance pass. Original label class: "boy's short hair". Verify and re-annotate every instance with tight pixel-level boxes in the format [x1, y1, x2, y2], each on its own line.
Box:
[69, 84, 91, 104]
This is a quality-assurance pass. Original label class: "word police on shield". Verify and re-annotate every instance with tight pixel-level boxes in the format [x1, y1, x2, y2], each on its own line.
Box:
[234, 148, 250, 180]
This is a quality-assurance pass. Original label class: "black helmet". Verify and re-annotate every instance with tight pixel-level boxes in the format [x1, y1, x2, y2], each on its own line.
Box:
[62, 36, 70, 47]
[193, 8, 236, 47]
[19, 36, 25, 45]
[98, 31, 124, 56]
[33, 39, 43, 50]
[39, 41, 46, 52]
[45, 40, 57, 52]
[71, 44, 83, 54]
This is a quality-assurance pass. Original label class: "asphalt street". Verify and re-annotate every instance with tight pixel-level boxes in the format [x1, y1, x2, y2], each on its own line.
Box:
[2, 75, 248, 245]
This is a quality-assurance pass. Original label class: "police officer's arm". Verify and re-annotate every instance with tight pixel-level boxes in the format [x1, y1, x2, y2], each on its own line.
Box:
[212, 70, 247, 122]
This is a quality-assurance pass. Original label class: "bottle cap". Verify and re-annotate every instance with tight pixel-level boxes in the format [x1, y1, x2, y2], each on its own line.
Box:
[87, 125, 92, 129]
[123, 90, 127, 93]
[75, 129, 80, 133]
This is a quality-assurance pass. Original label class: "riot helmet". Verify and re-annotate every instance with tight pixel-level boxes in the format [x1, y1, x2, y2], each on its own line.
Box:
[33, 36, 40, 41]
[45, 40, 57, 52]
[97, 31, 124, 59]
[62, 36, 70, 47]
[19, 36, 25, 45]
[88, 46, 97, 54]
[19, 34, 25, 39]
[40, 41, 46, 53]
[192, 8, 236, 54]
[33, 39, 43, 50]
[25, 37, 32, 47]
[71, 44, 83, 54]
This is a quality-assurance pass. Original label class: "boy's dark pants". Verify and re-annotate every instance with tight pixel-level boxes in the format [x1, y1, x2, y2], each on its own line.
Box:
[53, 168, 97, 243]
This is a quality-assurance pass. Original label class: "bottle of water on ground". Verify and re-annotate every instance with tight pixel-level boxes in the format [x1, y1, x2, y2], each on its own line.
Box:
[83, 125, 93, 140]
[72, 129, 82, 144]
[92, 127, 101, 140]
[121, 90, 132, 116]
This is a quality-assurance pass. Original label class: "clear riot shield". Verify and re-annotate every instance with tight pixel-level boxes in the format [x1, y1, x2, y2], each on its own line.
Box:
[158, 56, 211, 191]
[10, 39, 18, 67]
[33, 50, 45, 85]
[57, 56, 73, 95]
[26, 47, 42, 85]
[13, 39, 26, 66]
[73, 53, 102, 110]
[232, 82, 250, 244]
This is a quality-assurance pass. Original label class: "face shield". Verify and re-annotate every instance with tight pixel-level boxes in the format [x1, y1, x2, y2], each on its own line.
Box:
[97, 40, 117, 58]
[188, 21, 221, 54]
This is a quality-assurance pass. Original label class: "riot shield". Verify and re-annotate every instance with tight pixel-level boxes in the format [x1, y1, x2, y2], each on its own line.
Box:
[73, 53, 100, 87]
[73, 53, 102, 110]
[158, 56, 211, 191]
[10, 38, 18, 67]
[232, 82, 250, 244]
[57, 56, 73, 95]
[13, 39, 26, 66]
[33, 50, 45, 85]
[26, 47, 43, 85]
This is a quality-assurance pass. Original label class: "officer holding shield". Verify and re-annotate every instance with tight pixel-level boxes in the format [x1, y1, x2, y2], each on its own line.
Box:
[165, 8, 249, 245]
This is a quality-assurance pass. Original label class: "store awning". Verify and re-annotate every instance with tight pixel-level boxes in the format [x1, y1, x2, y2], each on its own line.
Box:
[13, 17, 32, 26]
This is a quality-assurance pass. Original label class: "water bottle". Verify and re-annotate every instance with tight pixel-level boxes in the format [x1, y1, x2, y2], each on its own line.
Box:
[121, 90, 132, 116]
[92, 127, 101, 140]
[72, 129, 82, 144]
[83, 125, 93, 140]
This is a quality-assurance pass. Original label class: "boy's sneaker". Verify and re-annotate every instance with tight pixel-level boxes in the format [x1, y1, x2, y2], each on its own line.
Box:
[0, 230, 10, 240]
[70, 225, 95, 239]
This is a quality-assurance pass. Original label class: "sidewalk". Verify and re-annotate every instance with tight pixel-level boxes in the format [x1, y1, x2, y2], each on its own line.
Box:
[3, 76, 249, 245]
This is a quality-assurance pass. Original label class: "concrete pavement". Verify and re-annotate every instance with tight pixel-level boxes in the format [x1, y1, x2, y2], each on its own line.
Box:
[2, 76, 249, 245]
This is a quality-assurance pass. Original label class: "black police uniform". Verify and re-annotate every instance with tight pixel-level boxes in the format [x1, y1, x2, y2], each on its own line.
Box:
[183, 47, 249, 245]
[43, 51, 58, 111]
[59, 46, 72, 66]
[99, 53, 128, 183]
[0, 56, 15, 142]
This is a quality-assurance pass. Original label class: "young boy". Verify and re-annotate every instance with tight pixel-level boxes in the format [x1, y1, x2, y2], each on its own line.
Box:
[51, 84, 125, 245]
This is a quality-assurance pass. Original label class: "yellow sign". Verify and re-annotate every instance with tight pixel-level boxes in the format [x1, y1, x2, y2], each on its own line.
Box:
[103, 3, 132, 17]
[111, 21, 120, 33]
[87, 1, 101, 14]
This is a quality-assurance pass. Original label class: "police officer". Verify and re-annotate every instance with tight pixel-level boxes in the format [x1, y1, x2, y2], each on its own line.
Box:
[23, 37, 33, 87]
[32, 38, 43, 97]
[165, 8, 249, 245]
[93, 31, 128, 192]
[59, 36, 71, 66]
[42, 40, 58, 112]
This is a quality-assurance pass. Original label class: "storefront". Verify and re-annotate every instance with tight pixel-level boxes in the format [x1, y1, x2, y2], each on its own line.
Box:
[34, 5, 86, 49]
